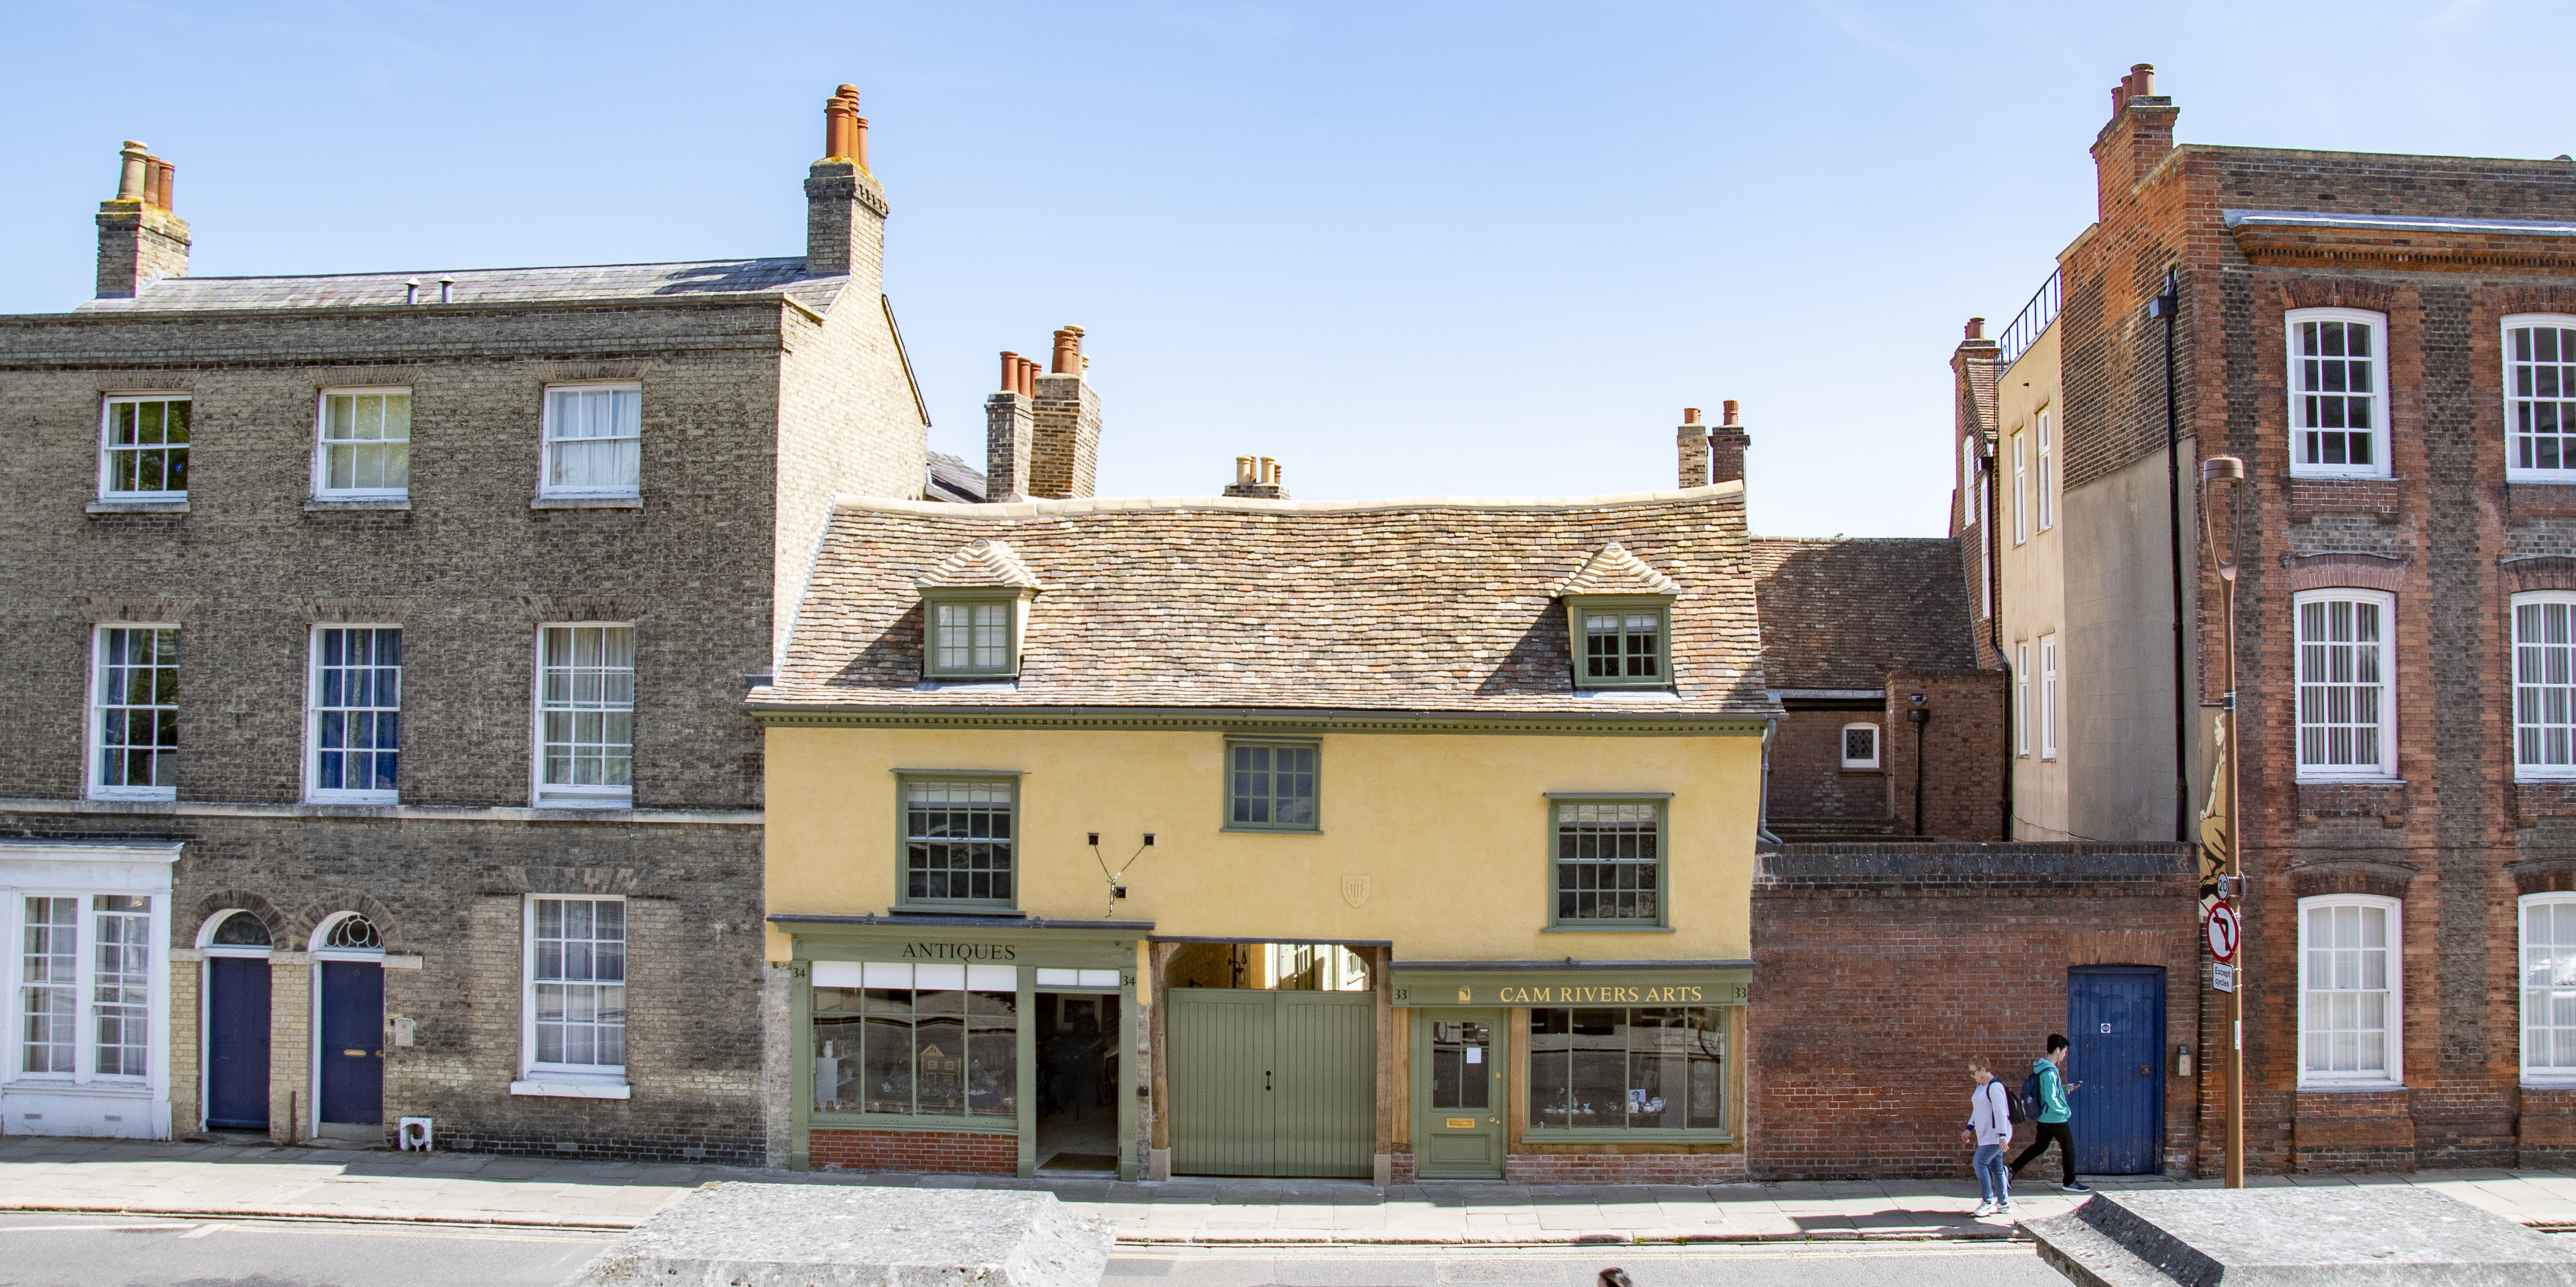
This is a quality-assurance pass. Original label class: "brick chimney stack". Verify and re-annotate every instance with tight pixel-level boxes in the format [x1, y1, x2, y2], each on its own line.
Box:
[96, 140, 190, 299]
[2092, 62, 2177, 217]
[1708, 400, 1751, 486]
[1677, 407, 1710, 488]
[806, 84, 889, 281]
[1028, 326, 1101, 499]
[1224, 455, 1289, 499]
[985, 351, 1036, 502]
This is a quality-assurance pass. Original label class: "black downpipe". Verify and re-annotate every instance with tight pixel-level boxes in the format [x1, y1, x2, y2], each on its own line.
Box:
[1909, 705, 1930, 836]
[2158, 267, 2188, 843]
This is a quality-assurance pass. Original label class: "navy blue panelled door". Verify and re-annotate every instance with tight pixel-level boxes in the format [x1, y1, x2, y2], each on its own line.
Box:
[317, 962, 383, 1127]
[2067, 966, 2164, 1175]
[206, 958, 271, 1131]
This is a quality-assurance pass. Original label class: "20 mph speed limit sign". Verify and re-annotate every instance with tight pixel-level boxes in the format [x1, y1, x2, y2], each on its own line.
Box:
[2206, 901, 2242, 964]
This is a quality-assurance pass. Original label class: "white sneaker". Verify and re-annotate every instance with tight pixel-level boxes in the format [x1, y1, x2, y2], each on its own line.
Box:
[1970, 1201, 1995, 1217]
[1999, 1202, 2017, 1218]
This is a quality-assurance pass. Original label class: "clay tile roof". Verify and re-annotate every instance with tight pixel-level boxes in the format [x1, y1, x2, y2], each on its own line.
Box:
[1746, 538, 1977, 691]
[1556, 541, 1681, 598]
[915, 538, 1040, 590]
[766, 487, 1778, 718]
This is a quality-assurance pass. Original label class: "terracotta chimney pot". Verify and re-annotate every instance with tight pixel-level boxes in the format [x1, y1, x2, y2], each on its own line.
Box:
[1722, 400, 1739, 426]
[1682, 407, 1701, 425]
[1000, 351, 1019, 393]
[155, 160, 174, 211]
[1051, 326, 1084, 376]
[116, 142, 150, 202]
[1965, 317, 1986, 341]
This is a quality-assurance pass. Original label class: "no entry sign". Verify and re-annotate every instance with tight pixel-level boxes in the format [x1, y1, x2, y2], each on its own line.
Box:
[2206, 901, 2242, 964]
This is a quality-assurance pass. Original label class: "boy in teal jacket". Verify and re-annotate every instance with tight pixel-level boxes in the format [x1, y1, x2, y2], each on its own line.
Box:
[2008, 1034, 2091, 1194]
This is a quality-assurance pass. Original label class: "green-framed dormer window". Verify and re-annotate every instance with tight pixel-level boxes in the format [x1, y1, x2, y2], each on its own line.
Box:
[1568, 597, 1673, 689]
[922, 590, 1029, 679]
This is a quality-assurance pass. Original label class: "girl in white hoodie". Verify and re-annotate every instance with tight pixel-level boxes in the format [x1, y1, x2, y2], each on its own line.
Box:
[1959, 1057, 2016, 1218]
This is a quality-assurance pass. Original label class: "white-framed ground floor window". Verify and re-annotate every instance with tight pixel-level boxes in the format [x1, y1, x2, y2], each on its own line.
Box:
[2299, 894, 2403, 1088]
[2524, 893, 2576, 1085]
[0, 841, 179, 1139]
[514, 895, 630, 1099]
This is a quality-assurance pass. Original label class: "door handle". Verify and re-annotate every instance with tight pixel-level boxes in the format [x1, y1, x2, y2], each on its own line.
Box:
[2140, 1064, 2150, 1076]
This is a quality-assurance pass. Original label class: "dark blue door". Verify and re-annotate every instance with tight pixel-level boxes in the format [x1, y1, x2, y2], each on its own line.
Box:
[2068, 966, 2163, 1175]
[206, 958, 270, 1131]
[317, 961, 383, 1126]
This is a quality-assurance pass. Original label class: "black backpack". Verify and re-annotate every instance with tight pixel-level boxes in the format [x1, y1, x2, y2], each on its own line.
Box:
[2019, 1070, 2044, 1123]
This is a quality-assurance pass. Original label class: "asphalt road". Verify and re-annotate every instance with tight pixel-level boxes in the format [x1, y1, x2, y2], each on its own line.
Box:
[1117, 1242, 2063, 1287]
[0, 1212, 615, 1286]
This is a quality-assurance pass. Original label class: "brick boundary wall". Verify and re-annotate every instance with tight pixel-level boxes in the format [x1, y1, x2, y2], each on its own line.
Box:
[808, 1128, 1017, 1175]
[1748, 842, 2200, 1181]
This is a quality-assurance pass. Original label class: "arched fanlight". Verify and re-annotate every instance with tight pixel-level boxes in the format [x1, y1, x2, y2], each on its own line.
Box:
[323, 914, 382, 951]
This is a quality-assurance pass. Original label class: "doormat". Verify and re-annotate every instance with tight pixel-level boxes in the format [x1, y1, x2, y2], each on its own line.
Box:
[1040, 1153, 1118, 1172]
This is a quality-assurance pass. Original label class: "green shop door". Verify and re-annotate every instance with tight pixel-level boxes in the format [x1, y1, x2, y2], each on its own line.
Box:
[1168, 989, 1375, 1178]
[1413, 1011, 1504, 1179]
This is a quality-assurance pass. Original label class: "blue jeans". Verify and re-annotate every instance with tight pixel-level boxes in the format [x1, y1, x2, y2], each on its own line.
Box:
[1973, 1144, 2010, 1205]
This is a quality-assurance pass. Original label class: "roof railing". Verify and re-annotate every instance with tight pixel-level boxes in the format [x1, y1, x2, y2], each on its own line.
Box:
[1997, 269, 2061, 367]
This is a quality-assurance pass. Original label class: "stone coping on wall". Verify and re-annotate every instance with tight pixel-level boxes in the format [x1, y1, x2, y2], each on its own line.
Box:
[1757, 842, 2197, 890]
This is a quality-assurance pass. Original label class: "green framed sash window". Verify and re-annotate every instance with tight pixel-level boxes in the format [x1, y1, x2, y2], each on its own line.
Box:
[1563, 595, 1673, 689]
[900, 776, 1018, 909]
[1550, 797, 1665, 926]
[921, 591, 1028, 679]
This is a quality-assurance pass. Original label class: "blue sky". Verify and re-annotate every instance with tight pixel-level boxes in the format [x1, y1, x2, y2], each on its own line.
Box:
[3, 2, 2565, 535]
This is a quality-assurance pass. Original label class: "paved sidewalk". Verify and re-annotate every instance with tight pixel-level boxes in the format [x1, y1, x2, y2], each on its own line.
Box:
[2, 1137, 2573, 1243]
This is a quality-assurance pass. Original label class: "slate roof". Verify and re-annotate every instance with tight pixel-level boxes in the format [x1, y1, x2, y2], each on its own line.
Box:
[764, 487, 1776, 718]
[1746, 538, 1978, 692]
[71, 258, 852, 315]
[925, 452, 987, 504]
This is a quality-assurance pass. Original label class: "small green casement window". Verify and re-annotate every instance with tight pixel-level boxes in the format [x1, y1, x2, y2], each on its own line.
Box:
[1552, 797, 1666, 925]
[921, 591, 1026, 678]
[1226, 739, 1319, 832]
[1564, 596, 1673, 689]
[901, 776, 1017, 907]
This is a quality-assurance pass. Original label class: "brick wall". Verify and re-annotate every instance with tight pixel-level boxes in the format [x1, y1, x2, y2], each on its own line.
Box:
[1767, 709, 1890, 825]
[809, 1127, 1018, 1174]
[1505, 1152, 1748, 1184]
[2038, 85, 2576, 1172]
[1748, 842, 2199, 1180]
[1879, 670, 2009, 842]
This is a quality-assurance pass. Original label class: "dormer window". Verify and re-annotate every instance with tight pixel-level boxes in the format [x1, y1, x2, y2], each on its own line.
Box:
[1557, 542, 1680, 690]
[916, 539, 1040, 681]
[924, 592, 1023, 678]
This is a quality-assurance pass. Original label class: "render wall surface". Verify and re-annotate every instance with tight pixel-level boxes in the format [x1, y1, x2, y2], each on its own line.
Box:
[2060, 447, 2196, 845]
[1748, 843, 2200, 1181]
[1996, 323, 2075, 840]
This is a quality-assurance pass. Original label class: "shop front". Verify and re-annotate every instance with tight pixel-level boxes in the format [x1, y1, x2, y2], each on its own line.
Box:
[1389, 962, 1751, 1184]
[777, 916, 1148, 1179]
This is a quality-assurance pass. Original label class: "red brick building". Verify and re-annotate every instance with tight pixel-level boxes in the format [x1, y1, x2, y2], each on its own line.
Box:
[1983, 63, 2576, 1171]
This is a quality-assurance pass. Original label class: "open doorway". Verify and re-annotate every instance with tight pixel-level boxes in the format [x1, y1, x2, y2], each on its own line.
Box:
[1035, 992, 1120, 1173]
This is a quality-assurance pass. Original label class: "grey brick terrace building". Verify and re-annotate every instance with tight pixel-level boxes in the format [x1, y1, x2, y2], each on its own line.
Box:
[0, 88, 941, 1160]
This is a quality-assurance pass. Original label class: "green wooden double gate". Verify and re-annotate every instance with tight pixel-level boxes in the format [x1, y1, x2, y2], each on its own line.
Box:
[1167, 989, 1375, 1178]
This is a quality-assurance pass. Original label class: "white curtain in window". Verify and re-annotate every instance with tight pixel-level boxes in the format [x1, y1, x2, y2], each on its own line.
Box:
[2527, 898, 2576, 1076]
[2302, 901, 2392, 1078]
[544, 387, 640, 492]
[2518, 597, 2576, 774]
[2296, 592, 2391, 775]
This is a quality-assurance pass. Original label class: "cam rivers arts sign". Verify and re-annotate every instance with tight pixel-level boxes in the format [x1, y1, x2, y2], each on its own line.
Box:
[1389, 966, 1753, 1009]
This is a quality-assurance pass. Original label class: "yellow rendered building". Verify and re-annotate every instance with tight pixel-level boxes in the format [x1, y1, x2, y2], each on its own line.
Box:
[755, 483, 1775, 1182]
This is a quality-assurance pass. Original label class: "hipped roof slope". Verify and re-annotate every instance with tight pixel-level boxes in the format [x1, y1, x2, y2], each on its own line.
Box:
[766, 488, 1776, 718]
[1747, 538, 1977, 691]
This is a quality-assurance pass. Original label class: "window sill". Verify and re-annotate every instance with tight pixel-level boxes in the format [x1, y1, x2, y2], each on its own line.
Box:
[86, 499, 188, 514]
[1569, 687, 1681, 700]
[2288, 470, 2397, 482]
[891, 904, 1024, 918]
[1542, 924, 1677, 933]
[531, 496, 642, 510]
[2296, 1080, 2405, 1093]
[306, 795, 399, 808]
[511, 1079, 631, 1100]
[1524, 1128, 1734, 1145]
[86, 789, 177, 804]
[807, 1112, 1017, 1134]
[306, 497, 412, 511]
[1221, 825, 1323, 835]
[533, 796, 635, 811]
[2295, 775, 2404, 785]
[2522, 1078, 2576, 1091]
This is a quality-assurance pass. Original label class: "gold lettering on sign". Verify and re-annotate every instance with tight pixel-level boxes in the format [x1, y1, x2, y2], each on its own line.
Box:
[1494, 984, 1712, 1004]
[1446, 1117, 1475, 1129]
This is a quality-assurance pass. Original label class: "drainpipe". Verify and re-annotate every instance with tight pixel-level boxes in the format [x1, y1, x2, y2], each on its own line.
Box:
[1757, 716, 1782, 847]
[1907, 697, 1929, 836]
[2155, 266, 2187, 843]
